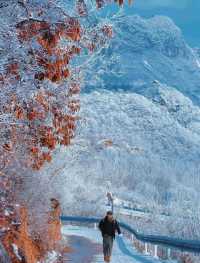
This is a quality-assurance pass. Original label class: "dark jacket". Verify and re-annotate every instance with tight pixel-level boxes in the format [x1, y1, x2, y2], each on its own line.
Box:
[98, 216, 121, 239]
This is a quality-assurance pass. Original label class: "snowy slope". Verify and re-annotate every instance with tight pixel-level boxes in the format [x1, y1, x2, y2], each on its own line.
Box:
[58, 84, 200, 222]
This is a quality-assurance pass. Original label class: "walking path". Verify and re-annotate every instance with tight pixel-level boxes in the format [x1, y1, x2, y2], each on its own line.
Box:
[62, 225, 174, 263]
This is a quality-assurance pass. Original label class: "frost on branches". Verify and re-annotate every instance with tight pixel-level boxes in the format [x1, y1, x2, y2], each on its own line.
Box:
[0, 0, 131, 262]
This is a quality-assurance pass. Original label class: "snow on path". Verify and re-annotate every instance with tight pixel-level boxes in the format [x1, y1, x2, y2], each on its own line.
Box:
[62, 225, 171, 263]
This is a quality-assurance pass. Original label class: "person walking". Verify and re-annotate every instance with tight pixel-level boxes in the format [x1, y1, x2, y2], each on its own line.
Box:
[98, 211, 122, 262]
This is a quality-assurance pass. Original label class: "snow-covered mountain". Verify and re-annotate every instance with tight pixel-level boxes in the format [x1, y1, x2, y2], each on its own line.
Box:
[85, 15, 200, 103]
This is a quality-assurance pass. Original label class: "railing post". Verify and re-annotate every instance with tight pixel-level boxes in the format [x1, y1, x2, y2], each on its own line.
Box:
[131, 234, 134, 242]
[154, 245, 158, 258]
[94, 223, 97, 229]
[167, 248, 171, 259]
[144, 242, 148, 255]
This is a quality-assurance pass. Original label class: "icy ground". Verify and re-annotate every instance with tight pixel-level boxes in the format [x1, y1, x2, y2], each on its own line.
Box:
[62, 225, 174, 263]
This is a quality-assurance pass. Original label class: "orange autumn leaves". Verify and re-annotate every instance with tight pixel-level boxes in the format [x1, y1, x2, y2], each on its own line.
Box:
[12, 90, 79, 170]
[0, 62, 20, 84]
[34, 45, 80, 83]
[16, 19, 50, 42]
[17, 18, 81, 83]
[5, 17, 83, 171]
[16, 18, 80, 46]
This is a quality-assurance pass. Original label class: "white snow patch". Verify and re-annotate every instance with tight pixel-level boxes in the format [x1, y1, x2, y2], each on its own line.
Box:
[4, 210, 9, 216]
[196, 59, 200, 68]
[44, 251, 59, 263]
[12, 243, 22, 261]
[143, 60, 152, 69]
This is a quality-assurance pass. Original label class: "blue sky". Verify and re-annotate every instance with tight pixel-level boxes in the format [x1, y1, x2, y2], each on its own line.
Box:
[124, 0, 200, 47]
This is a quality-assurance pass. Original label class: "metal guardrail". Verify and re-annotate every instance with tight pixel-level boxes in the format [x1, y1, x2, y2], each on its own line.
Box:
[60, 215, 200, 253]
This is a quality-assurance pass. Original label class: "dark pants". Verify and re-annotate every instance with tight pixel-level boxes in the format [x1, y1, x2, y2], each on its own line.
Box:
[103, 235, 113, 258]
